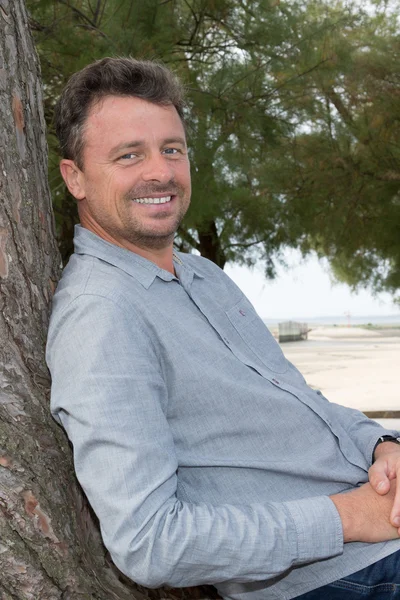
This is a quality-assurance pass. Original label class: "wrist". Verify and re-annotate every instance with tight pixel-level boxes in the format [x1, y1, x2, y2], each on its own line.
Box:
[373, 436, 400, 463]
[330, 491, 358, 543]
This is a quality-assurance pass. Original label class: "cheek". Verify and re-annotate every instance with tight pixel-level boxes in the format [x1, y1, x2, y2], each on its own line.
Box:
[98, 173, 126, 204]
[176, 162, 191, 189]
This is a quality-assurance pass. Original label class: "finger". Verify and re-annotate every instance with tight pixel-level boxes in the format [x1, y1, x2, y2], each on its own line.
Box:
[390, 471, 400, 526]
[369, 463, 390, 495]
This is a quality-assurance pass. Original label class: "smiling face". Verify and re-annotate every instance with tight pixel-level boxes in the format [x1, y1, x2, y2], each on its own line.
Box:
[60, 95, 191, 257]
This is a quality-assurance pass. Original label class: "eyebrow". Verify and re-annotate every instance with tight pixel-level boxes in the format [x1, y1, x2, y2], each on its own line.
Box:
[163, 137, 186, 146]
[109, 137, 187, 157]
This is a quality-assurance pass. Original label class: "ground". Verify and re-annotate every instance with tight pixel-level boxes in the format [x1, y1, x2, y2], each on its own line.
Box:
[280, 326, 400, 430]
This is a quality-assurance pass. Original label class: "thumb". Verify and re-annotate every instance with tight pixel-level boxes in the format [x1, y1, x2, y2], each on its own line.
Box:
[369, 464, 390, 495]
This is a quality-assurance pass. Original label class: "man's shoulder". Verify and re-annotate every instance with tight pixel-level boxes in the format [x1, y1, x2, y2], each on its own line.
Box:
[50, 252, 131, 323]
[55, 252, 111, 296]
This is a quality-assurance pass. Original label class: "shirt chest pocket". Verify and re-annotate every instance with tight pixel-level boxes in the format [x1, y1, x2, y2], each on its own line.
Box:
[226, 297, 288, 374]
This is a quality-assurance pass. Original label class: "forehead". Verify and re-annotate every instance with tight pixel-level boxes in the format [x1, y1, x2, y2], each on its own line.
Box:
[83, 95, 185, 149]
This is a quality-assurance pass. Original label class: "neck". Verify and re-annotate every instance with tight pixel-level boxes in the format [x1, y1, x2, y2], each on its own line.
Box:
[140, 246, 175, 274]
[80, 221, 175, 274]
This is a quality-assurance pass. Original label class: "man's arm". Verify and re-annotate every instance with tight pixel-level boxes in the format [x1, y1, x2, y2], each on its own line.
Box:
[47, 293, 346, 587]
[46, 294, 399, 588]
[330, 481, 400, 543]
[307, 392, 400, 528]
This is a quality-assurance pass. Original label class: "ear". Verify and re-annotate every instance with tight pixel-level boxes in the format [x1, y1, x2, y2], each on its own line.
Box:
[60, 159, 86, 200]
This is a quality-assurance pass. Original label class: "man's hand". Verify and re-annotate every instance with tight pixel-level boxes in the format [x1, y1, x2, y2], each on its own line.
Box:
[330, 481, 400, 543]
[369, 442, 400, 529]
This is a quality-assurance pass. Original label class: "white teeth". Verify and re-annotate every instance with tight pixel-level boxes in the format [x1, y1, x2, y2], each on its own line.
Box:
[133, 196, 172, 204]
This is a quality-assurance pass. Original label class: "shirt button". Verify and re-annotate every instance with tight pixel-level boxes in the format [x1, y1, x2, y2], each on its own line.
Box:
[223, 337, 230, 345]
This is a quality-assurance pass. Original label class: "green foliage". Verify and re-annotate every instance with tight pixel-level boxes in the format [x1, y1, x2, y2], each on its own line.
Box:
[27, 0, 400, 300]
[267, 1, 400, 300]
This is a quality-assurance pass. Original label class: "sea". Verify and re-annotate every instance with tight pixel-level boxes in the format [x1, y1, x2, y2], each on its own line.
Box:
[263, 314, 400, 328]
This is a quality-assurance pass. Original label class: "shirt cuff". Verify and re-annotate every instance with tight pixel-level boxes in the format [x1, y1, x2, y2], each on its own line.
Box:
[285, 495, 343, 564]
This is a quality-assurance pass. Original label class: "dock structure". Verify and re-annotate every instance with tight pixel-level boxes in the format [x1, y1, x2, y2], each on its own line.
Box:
[278, 321, 310, 343]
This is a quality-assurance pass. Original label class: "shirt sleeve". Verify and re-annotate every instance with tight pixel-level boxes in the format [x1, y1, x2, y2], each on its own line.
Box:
[46, 293, 343, 588]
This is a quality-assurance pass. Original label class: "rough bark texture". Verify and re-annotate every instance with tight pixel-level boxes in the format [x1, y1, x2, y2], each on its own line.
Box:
[0, 2, 217, 598]
[197, 221, 226, 270]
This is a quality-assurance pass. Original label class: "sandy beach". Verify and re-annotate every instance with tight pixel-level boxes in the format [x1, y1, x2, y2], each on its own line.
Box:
[279, 326, 400, 425]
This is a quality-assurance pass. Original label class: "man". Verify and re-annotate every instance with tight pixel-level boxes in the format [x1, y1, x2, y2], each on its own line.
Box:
[46, 57, 400, 599]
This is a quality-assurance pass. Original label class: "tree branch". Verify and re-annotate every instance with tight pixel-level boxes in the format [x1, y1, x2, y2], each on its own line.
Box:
[56, 0, 97, 28]
[177, 226, 201, 252]
[226, 238, 264, 249]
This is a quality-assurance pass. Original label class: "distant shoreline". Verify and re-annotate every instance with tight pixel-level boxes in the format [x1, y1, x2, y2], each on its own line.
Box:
[268, 323, 400, 341]
[264, 314, 400, 328]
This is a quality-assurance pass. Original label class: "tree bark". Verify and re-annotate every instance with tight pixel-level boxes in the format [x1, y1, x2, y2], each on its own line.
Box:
[197, 221, 226, 270]
[0, 2, 217, 598]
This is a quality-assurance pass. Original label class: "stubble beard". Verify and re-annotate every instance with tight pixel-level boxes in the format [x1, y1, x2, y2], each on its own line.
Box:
[121, 183, 189, 251]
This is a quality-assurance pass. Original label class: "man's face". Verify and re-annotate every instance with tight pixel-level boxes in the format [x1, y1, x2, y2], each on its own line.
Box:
[66, 95, 191, 253]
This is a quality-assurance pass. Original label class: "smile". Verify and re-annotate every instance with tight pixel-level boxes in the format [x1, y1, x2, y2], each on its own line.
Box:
[133, 196, 172, 205]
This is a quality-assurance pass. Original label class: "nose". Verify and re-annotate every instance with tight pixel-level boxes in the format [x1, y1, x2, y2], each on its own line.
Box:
[141, 152, 173, 184]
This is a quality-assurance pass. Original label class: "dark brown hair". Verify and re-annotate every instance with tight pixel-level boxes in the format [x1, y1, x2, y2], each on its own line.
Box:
[54, 57, 186, 170]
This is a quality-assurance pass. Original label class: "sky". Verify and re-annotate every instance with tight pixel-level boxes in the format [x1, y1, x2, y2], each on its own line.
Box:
[224, 249, 400, 321]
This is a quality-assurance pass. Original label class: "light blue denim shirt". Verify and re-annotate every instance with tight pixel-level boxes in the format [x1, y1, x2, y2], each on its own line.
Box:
[46, 225, 400, 600]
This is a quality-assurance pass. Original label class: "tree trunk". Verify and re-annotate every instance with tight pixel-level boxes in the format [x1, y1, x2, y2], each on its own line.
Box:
[0, 2, 216, 598]
[197, 221, 226, 270]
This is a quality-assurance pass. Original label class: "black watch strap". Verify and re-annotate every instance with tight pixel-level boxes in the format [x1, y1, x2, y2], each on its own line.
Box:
[372, 435, 400, 463]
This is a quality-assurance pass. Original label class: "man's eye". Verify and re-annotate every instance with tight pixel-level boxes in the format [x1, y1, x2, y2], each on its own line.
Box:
[163, 147, 179, 155]
[120, 153, 137, 160]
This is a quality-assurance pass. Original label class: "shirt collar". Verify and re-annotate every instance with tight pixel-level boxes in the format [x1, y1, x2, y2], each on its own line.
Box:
[73, 225, 203, 289]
